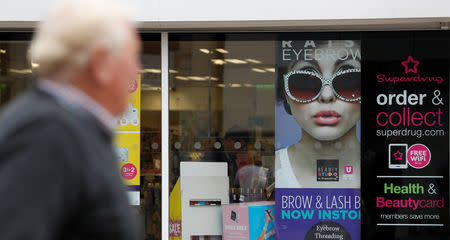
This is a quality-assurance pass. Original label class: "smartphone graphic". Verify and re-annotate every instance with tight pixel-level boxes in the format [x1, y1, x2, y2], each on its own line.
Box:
[230, 210, 239, 223]
[389, 144, 408, 169]
[265, 209, 273, 220]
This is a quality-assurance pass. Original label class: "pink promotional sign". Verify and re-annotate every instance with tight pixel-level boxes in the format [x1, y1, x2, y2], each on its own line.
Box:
[222, 202, 275, 240]
[222, 204, 250, 240]
[407, 144, 431, 169]
[121, 163, 137, 180]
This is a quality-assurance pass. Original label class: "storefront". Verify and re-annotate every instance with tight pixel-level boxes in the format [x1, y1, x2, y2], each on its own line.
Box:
[1, 1, 449, 239]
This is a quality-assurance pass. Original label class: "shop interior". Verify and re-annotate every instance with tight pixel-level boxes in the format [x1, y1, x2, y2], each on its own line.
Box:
[0, 36, 278, 240]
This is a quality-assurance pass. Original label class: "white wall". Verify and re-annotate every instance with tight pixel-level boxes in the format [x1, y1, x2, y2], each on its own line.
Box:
[0, 0, 449, 29]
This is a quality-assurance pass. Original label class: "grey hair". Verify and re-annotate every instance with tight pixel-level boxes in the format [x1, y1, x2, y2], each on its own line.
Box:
[29, 0, 136, 82]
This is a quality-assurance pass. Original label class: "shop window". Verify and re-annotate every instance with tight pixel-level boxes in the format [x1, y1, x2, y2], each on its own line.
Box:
[139, 34, 162, 240]
[167, 32, 450, 240]
[0, 32, 163, 240]
[168, 34, 277, 240]
[0, 34, 35, 106]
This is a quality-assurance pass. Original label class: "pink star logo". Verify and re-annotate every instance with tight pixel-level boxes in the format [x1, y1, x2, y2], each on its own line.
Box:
[393, 150, 403, 160]
[401, 56, 420, 74]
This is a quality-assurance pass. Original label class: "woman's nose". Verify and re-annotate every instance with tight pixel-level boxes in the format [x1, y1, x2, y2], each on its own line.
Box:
[318, 84, 336, 103]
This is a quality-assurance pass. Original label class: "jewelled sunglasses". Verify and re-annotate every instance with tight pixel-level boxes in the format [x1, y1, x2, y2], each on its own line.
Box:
[283, 68, 361, 103]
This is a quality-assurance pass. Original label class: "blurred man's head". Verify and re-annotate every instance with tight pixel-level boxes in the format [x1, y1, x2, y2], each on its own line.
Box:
[29, 0, 141, 115]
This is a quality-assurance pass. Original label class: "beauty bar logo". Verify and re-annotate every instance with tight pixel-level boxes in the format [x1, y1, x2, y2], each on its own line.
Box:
[317, 159, 339, 182]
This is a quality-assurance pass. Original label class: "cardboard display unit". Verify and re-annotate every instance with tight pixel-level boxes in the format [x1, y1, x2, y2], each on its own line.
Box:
[170, 162, 229, 240]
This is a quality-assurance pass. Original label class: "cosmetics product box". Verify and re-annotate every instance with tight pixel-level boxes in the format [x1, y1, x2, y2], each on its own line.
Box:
[222, 201, 276, 240]
[170, 162, 229, 240]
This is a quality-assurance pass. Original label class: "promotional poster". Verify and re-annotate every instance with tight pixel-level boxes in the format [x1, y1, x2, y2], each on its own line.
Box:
[115, 74, 141, 206]
[275, 40, 361, 239]
[361, 32, 449, 239]
[222, 202, 276, 240]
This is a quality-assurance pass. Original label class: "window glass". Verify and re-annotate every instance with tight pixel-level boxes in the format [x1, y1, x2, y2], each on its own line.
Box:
[139, 34, 162, 240]
[167, 32, 450, 240]
[168, 34, 276, 240]
[0, 33, 163, 240]
[0, 36, 34, 106]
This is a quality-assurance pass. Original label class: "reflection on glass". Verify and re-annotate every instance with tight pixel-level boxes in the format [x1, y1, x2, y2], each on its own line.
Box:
[140, 38, 162, 240]
[0, 41, 35, 106]
[168, 37, 276, 208]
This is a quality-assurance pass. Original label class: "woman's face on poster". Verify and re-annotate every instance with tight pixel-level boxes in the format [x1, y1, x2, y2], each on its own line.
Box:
[286, 41, 361, 141]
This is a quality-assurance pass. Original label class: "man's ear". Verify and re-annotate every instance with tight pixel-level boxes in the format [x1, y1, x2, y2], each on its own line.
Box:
[89, 45, 110, 86]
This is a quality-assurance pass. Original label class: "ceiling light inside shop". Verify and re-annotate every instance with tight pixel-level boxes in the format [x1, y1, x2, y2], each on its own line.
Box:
[175, 76, 189, 80]
[141, 68, 161, 73]
[217, 84, 225, 88]
[225, 59, 247, 64]
[216, 48, 228, 54]
[265, 68, 275, 72]
[169, 69, 179, 73]
[211, 59, 226, 65]
[144, 87, 161, 91]
[0, 49, 6, 54]
[246, 58, 262, 64]
[256, 84, 274, 89]
[244, 84, 253, 87]
[31, 63, 40, 68]
[230, 84, 242, 87]
[188, 76, 207, 81]
[252, 68, 266, 73]
[141, 83, 160, 91]
[200, 49, 210, 54]
[10, 69, 32, 74]
[210, 77, 219, 81]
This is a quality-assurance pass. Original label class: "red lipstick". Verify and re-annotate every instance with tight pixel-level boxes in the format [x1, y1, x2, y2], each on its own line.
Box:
[313, 110, 341, 125]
